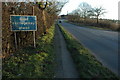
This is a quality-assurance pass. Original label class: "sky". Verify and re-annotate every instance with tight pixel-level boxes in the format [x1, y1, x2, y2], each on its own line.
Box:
[60, 0, 120, 20]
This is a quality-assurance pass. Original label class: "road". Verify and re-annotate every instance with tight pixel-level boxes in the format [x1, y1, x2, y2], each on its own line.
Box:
[60, 21, 119, 75]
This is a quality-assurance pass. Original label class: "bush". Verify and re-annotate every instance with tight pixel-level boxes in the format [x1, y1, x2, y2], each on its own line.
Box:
[67, 15, 120, 31]
[2, 25, 55, 78]
[2, 2, 57, 57]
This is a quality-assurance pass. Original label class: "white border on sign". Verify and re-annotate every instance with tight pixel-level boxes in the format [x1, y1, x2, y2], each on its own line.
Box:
[10, 15, 37, 31]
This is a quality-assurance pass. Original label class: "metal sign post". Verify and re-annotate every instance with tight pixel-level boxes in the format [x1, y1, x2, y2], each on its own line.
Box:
[10, 5, 37, 48]
[33, 6, 36, 48]
[14, 32, 17, 49]
[10, 14, 37, 48]
[33, 31, 36, 48]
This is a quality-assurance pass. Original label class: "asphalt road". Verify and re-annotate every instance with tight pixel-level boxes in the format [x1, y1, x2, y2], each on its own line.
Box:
[60, 21, 119, 75]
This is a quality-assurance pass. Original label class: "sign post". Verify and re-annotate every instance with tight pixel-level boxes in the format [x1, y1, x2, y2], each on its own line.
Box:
[33, 6, 36, 48]
[14, 32, 17, 49]
[33, 31, 36, 48]
[10, 15, 37, 48]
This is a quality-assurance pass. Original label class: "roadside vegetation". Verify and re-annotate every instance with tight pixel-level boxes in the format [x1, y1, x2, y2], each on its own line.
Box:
[65, 2, 120, 31]
[59, 24, 119, 79]
[3, 26, 55, 78]
[2, 0, 68, 58]
[67, 17, 120, 31]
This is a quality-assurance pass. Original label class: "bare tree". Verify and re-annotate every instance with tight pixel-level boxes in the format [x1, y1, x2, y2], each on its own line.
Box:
[79, 2, 92, 20]
[35, 0, 50, 34]
[93, 7, 106, 24]
[46, 0, 68, 15]
[71, 9, 81, 16]
[36, 0, 68, 34]
[35, 0, 67, 34]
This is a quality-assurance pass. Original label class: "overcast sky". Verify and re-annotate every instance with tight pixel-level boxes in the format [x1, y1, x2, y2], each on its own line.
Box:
[60, 0, 119, 20]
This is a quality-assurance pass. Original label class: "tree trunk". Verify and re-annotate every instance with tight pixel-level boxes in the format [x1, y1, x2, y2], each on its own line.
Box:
[42, 10, 47, 34]
[97, 16, 99, 24]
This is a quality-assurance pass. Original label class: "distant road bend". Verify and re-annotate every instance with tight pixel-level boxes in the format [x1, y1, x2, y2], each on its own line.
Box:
[60, 21, 119, 76]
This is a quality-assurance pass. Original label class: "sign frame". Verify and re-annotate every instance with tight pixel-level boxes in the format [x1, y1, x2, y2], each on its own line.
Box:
[10, 15, 37, 31]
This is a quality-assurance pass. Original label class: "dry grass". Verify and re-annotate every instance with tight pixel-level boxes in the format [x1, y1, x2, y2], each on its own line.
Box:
[67, 15, 120, 31]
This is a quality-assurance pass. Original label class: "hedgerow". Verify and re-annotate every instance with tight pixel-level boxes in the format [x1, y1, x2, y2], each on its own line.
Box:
[3, 25, 55, 78]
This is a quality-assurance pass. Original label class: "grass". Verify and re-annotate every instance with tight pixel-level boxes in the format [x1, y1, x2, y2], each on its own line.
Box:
[2, 25, 55, 79]
[67, 21, 112, 31]
[58, 24, 119, 79]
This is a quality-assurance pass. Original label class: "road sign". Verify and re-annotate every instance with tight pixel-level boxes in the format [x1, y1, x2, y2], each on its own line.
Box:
[10, 15, 37, 31]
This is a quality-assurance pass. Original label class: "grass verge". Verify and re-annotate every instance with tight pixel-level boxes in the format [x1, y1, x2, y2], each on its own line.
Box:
[66, 21, 113, 31]
[3, 25, 55, 79]
[58, 24, 119, 79]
